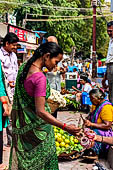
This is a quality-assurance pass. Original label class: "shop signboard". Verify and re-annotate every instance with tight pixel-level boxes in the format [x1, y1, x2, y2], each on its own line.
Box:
[9, 25, 36, 44]
[9, 25, 27, 41]
[27, 31, 36, 44]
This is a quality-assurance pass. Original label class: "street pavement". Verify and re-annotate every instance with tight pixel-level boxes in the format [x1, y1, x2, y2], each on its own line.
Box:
[3, 129, 10, 167]
[3, 110, 111, 170]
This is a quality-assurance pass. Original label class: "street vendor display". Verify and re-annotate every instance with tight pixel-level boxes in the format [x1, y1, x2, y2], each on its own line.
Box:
[54, 126, 83, 159]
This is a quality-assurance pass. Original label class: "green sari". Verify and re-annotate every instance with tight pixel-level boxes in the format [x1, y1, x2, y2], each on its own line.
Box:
[9, 63, 59, 170]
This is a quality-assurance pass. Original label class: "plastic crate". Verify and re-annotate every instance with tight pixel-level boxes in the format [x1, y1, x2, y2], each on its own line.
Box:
[82, 92, 92, 105]
[65, 80, 77, 90]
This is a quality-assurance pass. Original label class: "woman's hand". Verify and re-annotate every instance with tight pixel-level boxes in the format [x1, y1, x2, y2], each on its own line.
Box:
[84, 119, 92, 127]
[72, 86, 77, 91]
[94, 134, 97, 141]
[65, 124, 81, 136]
[3, 104, 10, 116]
[72, 91, 77, 95]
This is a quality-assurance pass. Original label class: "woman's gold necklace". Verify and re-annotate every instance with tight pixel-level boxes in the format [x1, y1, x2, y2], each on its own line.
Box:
[32, 63, 42, 70]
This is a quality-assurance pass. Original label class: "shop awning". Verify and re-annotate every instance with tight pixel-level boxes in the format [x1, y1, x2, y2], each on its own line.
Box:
[18, 42, 39, 50]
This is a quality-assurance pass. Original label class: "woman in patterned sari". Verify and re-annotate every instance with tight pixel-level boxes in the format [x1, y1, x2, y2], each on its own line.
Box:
[9, 42, 81, 170]
[84, 88, 113, 157]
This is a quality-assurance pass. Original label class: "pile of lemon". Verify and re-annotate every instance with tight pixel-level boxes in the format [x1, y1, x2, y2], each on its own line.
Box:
[53, 126, 83, 156]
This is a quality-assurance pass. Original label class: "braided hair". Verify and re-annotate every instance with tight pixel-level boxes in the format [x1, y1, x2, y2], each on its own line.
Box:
[19, 42, 63, 83]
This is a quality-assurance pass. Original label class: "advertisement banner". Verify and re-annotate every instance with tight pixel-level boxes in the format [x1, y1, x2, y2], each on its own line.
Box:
[9, 26, 27, 41]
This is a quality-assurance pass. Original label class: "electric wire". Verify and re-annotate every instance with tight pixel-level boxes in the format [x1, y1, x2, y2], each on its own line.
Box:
[24, 13, 113, 22]
[0, 1, 110, 12]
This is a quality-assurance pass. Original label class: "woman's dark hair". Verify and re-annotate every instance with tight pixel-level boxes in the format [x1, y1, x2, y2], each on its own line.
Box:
[3, 32, 19, 46]
[20, 42, 63, 83]
[89, 88, 105, 100]
[73, 68, 77, 72]
[80, 74, 88, 82]
[107, 21, 113, 27]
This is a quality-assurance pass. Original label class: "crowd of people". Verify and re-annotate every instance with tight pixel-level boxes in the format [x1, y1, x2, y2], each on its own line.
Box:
[0, 20, 113, 170]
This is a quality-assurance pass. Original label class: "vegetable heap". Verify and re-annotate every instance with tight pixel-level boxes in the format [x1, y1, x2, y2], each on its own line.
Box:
[54, 126, 83, 156]
[48, 88, 66, 107]
[64, 96, 80, 109]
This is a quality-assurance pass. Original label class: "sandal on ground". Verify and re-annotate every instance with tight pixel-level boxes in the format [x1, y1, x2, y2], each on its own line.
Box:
[0, 164, 8, 170]
[82, 149, 98, 160]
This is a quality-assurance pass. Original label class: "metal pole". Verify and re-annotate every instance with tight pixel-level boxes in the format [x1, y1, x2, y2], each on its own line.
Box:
[71, 47, 75, 66]
[92, 0, 97, 78]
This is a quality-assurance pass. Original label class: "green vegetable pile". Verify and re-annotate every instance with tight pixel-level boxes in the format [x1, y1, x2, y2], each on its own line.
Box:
[64, 97, 80, 109]
[54, 126, 83, 156]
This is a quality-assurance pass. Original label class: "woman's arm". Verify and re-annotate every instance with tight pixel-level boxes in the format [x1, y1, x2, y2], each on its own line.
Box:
[84, 119, 112, 130]
[0, 96, 9, 116]
[95, 135, 113, 145]
[72, 86, 82, 93]
[35, 96, 81, 136]
[0, 61, 9, 116]
[85, 104, 113, 130]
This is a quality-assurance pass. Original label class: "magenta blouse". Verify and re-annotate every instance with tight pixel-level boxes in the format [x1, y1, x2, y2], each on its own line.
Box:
[24, 72, 46, 97]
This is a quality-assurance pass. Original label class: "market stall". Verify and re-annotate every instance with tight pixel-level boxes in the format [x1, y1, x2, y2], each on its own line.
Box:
[65, 72, 78, 90]
[8, 24, 39, 65]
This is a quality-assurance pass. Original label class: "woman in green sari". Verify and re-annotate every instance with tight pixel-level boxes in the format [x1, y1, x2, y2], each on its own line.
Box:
[9, 42, 81, 170]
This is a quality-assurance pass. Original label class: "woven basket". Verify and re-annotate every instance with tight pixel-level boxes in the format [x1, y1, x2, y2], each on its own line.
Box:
[47, 99, 60, 113]
[58, 148, 86, 161]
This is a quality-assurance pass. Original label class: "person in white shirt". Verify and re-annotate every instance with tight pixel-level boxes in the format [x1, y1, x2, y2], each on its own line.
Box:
[46, 66, 65, 92]
[0, 33, 19, 147]
[106, 21, 113, 103]
[0, 33, 19, 101]
[72, 74, 92, 102]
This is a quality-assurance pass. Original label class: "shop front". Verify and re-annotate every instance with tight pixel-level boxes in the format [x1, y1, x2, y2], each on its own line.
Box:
[17, 41, 38, 65]
[8, 24, 38, 65]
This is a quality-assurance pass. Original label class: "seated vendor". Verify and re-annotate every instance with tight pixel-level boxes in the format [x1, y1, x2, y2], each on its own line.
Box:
[84, 88, 113, 157]
[72, 74, 92, 102]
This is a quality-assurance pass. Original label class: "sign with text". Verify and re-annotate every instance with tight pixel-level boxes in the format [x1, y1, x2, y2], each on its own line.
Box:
[9, 25, 36, 43]
[9, 26, 27, 41]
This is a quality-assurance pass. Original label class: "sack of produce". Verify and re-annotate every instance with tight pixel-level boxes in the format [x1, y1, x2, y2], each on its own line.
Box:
[47, 89, 66, 113]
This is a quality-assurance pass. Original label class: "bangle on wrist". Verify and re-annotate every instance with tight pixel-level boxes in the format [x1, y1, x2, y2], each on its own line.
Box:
[62, 123, 66, 130]
[2, 101, 7, 105]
